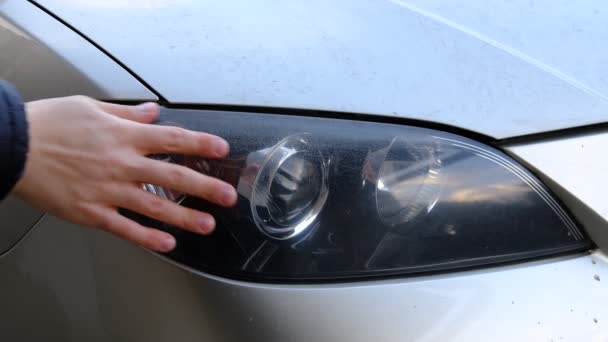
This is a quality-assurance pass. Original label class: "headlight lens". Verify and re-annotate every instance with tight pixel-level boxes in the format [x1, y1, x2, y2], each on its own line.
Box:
[133, 109, 588, 281]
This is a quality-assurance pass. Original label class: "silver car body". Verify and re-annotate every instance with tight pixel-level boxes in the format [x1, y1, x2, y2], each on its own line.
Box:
[1, 1, 607, 341]
[29, 0, 608, 138]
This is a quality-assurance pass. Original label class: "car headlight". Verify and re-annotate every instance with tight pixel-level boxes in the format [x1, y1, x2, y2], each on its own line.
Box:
[131, 109, 588, 281]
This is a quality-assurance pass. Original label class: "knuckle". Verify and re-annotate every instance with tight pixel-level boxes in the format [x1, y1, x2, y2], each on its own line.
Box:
[161, 127, 187, 152]
[69, 95, 95, 106]
[106, 117, 126, 132]
[116, 223, 137, 241]
[176, 208, 193, 230]
[74, 202, 97, 220]
[143, 196, 166, 219]
[143, 234, 161, 250]
[104, 153, 131, 180]
[117, 218, 141, 238]
[205, 178, 224, 197]
[166, 166, 187, 187]
[193, 178, 214, 199]
[70, 95, 89, 102]
[118, 154, 142, 174]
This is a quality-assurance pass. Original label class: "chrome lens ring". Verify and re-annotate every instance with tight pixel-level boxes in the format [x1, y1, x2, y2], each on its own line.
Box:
[250, 134, 329, 240]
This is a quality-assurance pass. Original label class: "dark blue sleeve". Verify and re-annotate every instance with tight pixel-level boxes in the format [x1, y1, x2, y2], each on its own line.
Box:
[0, 80, 28, 200]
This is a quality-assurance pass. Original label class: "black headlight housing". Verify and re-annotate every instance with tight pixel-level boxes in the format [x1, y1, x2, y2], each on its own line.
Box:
[128, 108, 588, 282]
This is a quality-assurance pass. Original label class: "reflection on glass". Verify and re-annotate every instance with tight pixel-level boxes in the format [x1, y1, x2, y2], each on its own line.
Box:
[373, 137, 443, 227]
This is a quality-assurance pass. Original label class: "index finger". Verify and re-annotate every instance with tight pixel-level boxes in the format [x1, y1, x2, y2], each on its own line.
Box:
[130, 124, 229, 158]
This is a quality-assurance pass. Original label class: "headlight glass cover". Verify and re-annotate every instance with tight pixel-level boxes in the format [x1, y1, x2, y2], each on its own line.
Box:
[133, 109, 588, 281]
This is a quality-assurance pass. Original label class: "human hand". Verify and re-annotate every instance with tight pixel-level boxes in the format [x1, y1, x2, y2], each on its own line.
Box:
[14, 96, 237, 252]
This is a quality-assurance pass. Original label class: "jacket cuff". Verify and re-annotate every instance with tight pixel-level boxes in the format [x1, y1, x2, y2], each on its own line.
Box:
[0, 81, 29, 200]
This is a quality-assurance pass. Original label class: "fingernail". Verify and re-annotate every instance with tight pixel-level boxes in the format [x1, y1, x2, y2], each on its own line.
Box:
[136, 102, 158, 115]
[221, 186, 237, 206]
[198, 215, 215, 234]
[160, 235, 176, 252]
[212, 138, 230, 157]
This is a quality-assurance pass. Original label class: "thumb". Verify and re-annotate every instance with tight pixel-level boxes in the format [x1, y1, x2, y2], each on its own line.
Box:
[96, 101, 160, 124]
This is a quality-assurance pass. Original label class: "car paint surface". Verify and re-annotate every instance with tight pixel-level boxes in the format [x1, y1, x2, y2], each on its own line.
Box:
[0, 215, 606, 342]
[35, 0, 608, 139]
[0, 197, 41, 255]
[0, 0, 157, 101]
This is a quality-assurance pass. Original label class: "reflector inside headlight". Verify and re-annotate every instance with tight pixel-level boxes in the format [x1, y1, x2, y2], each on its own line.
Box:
[133, 109, 588, 281]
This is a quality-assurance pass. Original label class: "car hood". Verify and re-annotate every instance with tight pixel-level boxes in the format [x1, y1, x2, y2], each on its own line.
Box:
[36, 0, 608, 139]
